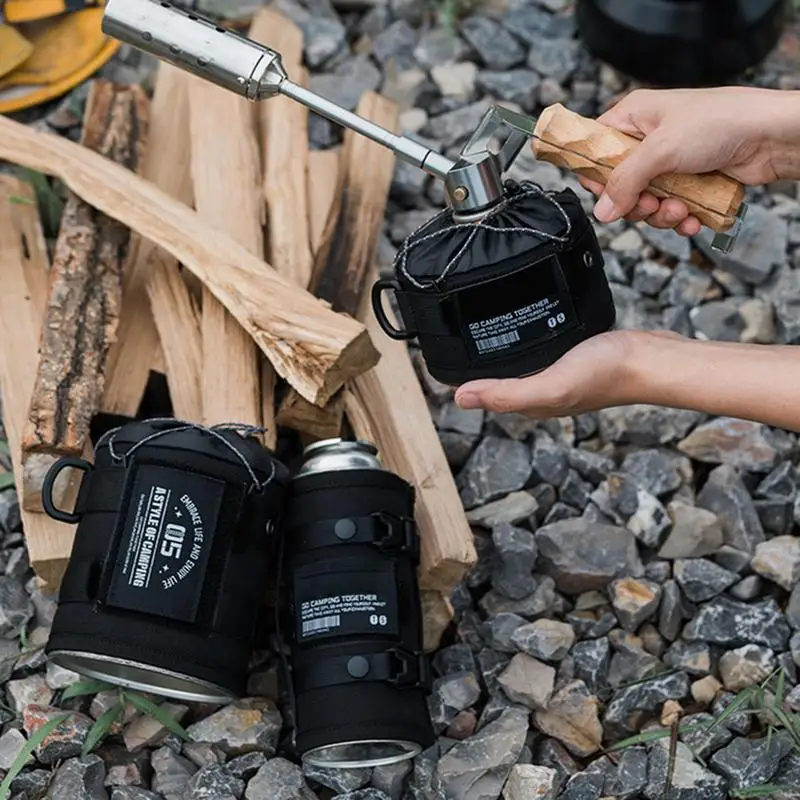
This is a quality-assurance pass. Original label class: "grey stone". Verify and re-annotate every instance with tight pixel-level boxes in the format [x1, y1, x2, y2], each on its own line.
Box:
[532, 680, 603, 758]
[711, 691, 753, 736]
[46, 755, 108, 800]
[658, 502, 724, 560]
[751, 535, 800, 590]
[565, 448, 615, 485]
[497, 653, 555, 710]
[597, 406, 702, 447]
[371, 761, 410, 800]
[696, 465, 765, 553]
[788, 584, 800, 629]
[590, 473, 670, 548]
[479, 576, 556, 620]
[607, 641, 664, 690]
[431, 61, 477, 99]
[185, 699, 282, 757]
[413, 28, 470, 68]
[304, 764, 371, 794]
[427, 672, 481, 733]
[559, 756, 614, 800]
[491, 523, 537, 599]
[673, 558, 738, 602]
[603, 671, 690, 738]
[570, 637, 610, 693]
[435, 707, 529, 800]
[111, 790, 162, 800]
[677, 418, 787, 473]
[438, 403, 484, 436]
[527, 37, 580, 83]
[245, 758, 316, 800]
[432, 644, 477, 678]
[482, 612, 527, 653]
[560, 470, 594, 511]
[502, 4, 561, 44]
[643, 738, 726, 800]
[458, 436, 532, 509]
[534, 518, 644, 595]
[0, 574, 35, 637]
[773, 753, 800, 800]
[695, 203, 788, 285]
[220, 753, 266, 781]
[632, 259, 673, 296]
[0, 728, 32, 770]
[709, 733, 793, 790]
[754, 496, 794, 536]
[728, 574, 763, 601]
[713, 545, 755, 574]
[678, 711, 733, 759]
[182, 764, 244, 800]
[683, 596, 791, 650]
[371, 20, 417, 69]
[690, 298, 747, 341]
[510, 619, 575, 662]
[719, 644, 777, 692]
[769, 267, 800, 342]
[303, 16, 347, 68]
[476, 69, 538, 111]
[331, 791, 390, 800]
[422, 99, 493, 149]
[660, 262, 714, 307]
[639, 225, 691, 261]
[309, 55, 382, 111]
[466, 492, 539, 528]
[11, 768, 51, 798]
[502, 764, 560, 800]
[460, 16, 525, 69]
[610, 745, 648, 797]
[620, 448, 690, 497]
[7, 674, 52, 713]
[151, 747, 196, 800]
[663, 640, 713, 676]
[608, 578, 662, 632]
[532, 738, 581, 789]
[531, 431, 569, 486]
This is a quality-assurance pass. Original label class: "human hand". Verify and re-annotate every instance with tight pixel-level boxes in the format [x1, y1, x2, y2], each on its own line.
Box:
[454, 330, 683, 416]
[578, 86, 800, 236]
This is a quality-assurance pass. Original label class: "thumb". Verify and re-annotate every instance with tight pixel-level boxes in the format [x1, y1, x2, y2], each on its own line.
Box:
[594, 131, 676, 222]
[455, 377, 546, 415]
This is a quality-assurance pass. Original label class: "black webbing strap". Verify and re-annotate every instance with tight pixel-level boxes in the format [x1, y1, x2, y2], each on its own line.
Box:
[294, 648, 431, 692]
[74, 467, 128, 517]
[290, 513, 419, 561]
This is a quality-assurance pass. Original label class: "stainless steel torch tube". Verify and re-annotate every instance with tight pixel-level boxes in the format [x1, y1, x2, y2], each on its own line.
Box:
[102, 0, 287, 100]
[102, 0, 456, 180]
[280, 81, 454, 180]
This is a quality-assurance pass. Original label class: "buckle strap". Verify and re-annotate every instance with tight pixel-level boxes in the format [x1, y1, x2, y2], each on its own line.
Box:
[291, 512, 420, 561]
[294, 648, 432, 693]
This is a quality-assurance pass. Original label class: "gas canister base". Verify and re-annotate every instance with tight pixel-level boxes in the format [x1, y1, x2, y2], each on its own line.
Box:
[302, 739, 423, 770]
[48, 650, 237, 705]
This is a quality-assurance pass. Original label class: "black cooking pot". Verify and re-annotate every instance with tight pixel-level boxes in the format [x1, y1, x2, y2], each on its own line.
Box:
[575, 0, 790, 87]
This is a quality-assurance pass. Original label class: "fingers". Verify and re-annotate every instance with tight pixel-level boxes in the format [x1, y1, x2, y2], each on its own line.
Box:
[455, 377, 549, 415]
[594, 131, 678, 222]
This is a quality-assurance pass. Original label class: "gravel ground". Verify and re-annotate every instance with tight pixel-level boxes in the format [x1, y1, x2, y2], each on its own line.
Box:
[3, 1, 800, 798]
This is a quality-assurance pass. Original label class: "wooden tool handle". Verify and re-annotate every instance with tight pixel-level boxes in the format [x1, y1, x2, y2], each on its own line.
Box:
[532, 103, 745, 232]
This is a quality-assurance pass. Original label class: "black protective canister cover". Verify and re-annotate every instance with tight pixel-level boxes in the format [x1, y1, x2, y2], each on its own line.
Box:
[284, 468, 435, 756]
[46, 420, 290, 697]
[373, 183, 615, 386]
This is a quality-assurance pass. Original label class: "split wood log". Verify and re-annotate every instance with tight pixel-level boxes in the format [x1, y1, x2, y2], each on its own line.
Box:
[421, 590, 455, 653]
[188, 74, 265, 433]
[250, 9, 311, 448]
[276, 91, 397, 438]
[308, 149, 341, 253]
[0, 111, 379, 407]
[349, 267, 477, 593]
[103, 63, 199, 420]
[21, 80, 148, 513]
[0, 177, 83, 590]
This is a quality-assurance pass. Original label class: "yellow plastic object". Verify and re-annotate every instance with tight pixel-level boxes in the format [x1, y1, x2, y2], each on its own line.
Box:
[2, 0, 98, 24]
[0, 37, 120, 114]
[0, 25, 34, 80]
[0, 8, 109, 88]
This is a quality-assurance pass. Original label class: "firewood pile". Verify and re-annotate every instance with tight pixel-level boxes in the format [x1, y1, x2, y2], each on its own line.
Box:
[0, 7, 477, 651]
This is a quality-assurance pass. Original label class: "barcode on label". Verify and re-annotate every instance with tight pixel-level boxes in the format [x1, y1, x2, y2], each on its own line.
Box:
[302, 615, 341, 634]
[475, 331, 521, 352]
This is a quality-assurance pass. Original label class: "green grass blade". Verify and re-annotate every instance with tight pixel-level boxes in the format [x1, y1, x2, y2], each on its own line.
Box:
[0, 473, 15, 491]
[60, 679, 115, 701]
[603, 723, 702, 753]
[0, 714, 68, 799]
[7, 195, 35, 206]
[730, 784, 789, 798]
[82, 700, 124, 755]
[0, 441, 11, 458]
[121, 692, 192, 742]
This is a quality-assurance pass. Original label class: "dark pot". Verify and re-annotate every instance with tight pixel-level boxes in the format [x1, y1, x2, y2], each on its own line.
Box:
[575, 0, 791, 87]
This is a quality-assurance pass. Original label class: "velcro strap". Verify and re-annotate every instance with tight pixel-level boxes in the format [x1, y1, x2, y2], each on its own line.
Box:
[75, 467, 127, 516]
[294, 648, 431, 692]
[394, 289, 453, 337]
[290, 513, 419, 561]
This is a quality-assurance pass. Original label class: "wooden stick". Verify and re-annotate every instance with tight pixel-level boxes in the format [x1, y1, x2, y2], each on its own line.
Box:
[188, 74, 265, 432]
[349, 270, 477, 593]
[533, 103, 745, 231]
[277, 91, 397, 437]
[0, 110, 379, 407]
[21, 81, 148, 513]
[308, 149, 341, 253]
[0, 177, 83, 590]
[102, 64, 197, 419]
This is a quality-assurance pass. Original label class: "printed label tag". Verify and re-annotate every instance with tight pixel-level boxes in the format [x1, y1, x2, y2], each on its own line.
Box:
[104, 464, 224, 624]
[456, 255, 578, 358]
[293, 562, 399, 643]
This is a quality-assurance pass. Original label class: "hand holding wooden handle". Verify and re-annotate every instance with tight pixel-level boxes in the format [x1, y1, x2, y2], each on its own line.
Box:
[532, 103, 745, 232]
